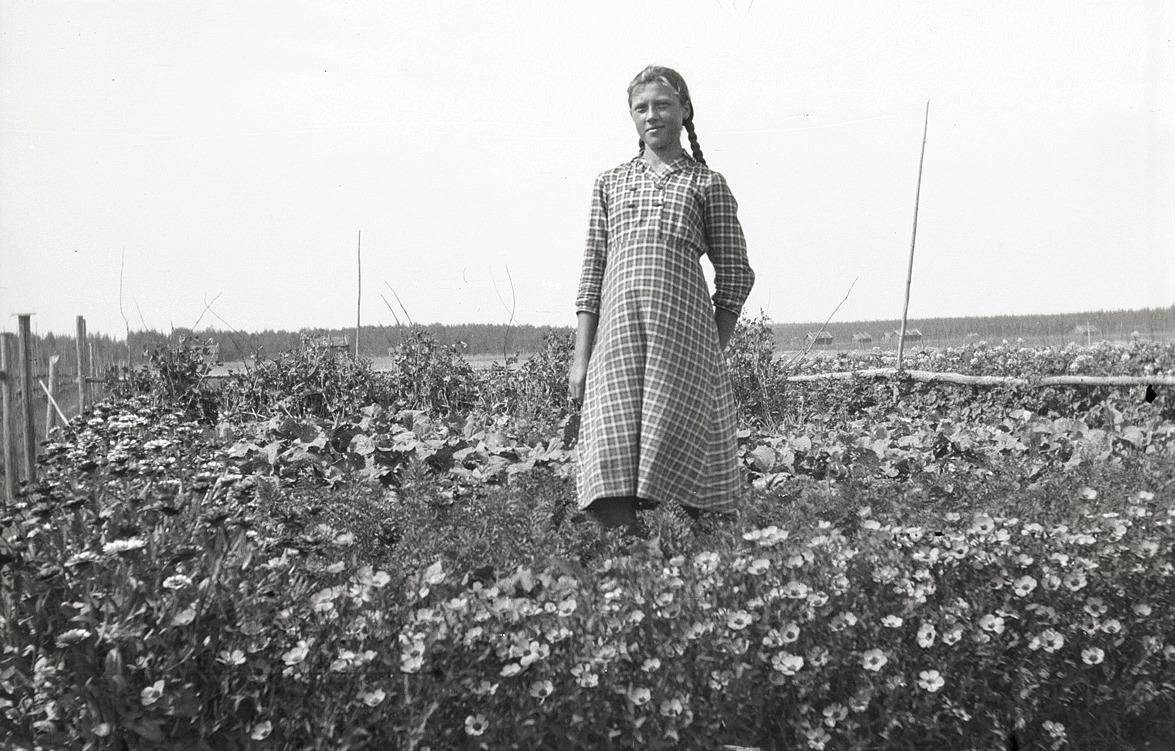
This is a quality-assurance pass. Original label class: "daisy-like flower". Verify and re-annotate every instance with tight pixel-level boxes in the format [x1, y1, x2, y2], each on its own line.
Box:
[806, 726, 832, 750]
[1132, 603, 1152, 617]
[1101, 619, 1122, 635]
[140, 679, 165, 706]
[171, 605, 197, 627]
[1062, 570, 1088, 592]
[1132, 540, 1159, 559]
[1162, 645, 1175, 661]
[250, 721, 273, 741]
[1083, 597, 1107, 617]
[65, 551, 100, 568]
[747, 557, 771, 576]
[979, 614, 1006, 634]
[726, 609, 753, 630]
[771, 652, 804, 676]
[499, 662, 523, 677]
[103, 538, 146, 555]
[529, 680, 554, 701]
[465, 714, 488, 736]
[217, 649, 246, 666]
[917, 669, 945, 693]
[572, 662, 599, 688]
[556, 597, 578, 617]
[281, 640, 312, 666]
[694, 551, 720, 575]
[359, 688, 386, 707]
[627, 686, 652, 706]
[55, 629, 91, 648]
[881, 615, 903, 628]
[519, 640, 550, 667]
[162, 574, 193, 590]
[782, 580, 810, 599]
[916, 623, 936, 649]
[1030, 629, 1064, 653]
[861, 649, 888, 672]
[780, 621, 801, 644]
[660, 698, 684, 717]
[970, 514, 996, 535]
[1081, 647, 1105, 665]
[1012, 575, 1037, 597]
[822, 703, 848, 727]
[641, 657, 661, 672]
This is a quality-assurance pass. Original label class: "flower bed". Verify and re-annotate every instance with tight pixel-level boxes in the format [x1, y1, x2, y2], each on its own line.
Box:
[2, 335, 1173, 750]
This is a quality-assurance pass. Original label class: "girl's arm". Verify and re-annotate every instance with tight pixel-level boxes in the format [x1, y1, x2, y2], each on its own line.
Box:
[569, 311, 598, 405]
[702, 172, 755, 338]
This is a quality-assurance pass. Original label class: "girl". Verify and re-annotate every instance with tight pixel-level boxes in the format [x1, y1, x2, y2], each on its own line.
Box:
[570, 65, 755, 530]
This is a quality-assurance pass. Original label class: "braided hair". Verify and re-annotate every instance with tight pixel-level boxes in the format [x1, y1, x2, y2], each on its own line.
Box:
[627, 65, 707, 166]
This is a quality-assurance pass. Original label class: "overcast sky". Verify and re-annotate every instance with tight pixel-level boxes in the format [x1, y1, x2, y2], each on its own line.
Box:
[2, 0, 1172, 337]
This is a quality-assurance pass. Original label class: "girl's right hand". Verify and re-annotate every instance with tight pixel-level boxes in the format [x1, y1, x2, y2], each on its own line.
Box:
[568, 360, 589, 407]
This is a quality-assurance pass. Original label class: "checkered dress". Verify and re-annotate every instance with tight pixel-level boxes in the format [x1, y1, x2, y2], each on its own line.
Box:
[575, 154, 755, 511]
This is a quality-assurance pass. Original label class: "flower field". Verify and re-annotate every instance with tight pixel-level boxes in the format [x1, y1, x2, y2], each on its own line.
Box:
[2, 328, 1173, 750]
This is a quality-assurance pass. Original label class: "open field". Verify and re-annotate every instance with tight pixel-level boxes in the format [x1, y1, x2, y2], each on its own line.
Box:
[3, 331, 1173, 749]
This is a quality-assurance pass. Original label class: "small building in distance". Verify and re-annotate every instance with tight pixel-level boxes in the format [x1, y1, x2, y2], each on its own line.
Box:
[852, 331, 873, 344]
[805, 331, 833, 347]
[1072, 323, 1100, 337]
[308, 334, 351, 353]
[884, 328, 923, 343]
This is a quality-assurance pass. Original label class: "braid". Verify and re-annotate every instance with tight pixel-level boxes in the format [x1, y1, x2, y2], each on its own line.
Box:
[684, 119, 706, 165]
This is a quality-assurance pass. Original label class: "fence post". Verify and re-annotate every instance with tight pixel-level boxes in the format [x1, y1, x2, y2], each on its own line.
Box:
[45, 354, 60, 438]
[18, 315, 36, 485]
[1, 333, 16, 502]
[76, 315, 88, 413]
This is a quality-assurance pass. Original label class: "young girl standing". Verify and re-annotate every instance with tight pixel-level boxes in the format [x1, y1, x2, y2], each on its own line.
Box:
[570, 65, 755, 529]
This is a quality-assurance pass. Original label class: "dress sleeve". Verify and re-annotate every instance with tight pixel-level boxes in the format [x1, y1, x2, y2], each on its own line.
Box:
[702, 171, 755, 315]
[574, 173, 609, 316]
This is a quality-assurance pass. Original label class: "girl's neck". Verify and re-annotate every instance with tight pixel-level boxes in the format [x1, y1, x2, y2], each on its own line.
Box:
[642, 141, 685, 170]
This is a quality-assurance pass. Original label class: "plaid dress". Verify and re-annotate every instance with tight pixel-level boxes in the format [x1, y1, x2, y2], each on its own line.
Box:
[575, 154, 755, 511]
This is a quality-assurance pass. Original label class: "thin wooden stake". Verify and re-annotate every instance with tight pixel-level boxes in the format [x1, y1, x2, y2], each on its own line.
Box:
[1, 333, 16, 501]
[76, 316, 88, 413]
[356, 230, 362, 359]
[17, 315, 36, 484]
[897, 100, 930, 373]
[44, 355, 60, 437]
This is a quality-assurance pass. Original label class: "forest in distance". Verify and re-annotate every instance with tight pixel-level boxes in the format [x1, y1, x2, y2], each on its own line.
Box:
[14, 304, 1175, 369]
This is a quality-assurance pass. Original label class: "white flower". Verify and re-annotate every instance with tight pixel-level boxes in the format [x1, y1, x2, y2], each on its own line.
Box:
[140, 679, 164, 706]
[881, 615, 903, 628]
[359, 688, 386, 707]
[917, 669, 944, 693]
[861, 649, 888, 672]
[694, 551, 720, 575]
[641, 657, 661, 672]
[282, 640, 312, 666]
[55, 628, 91, 648]
[162, 574, 193, 590]
[572, 663, 599, 688]
[217, 649, 246, 666]
[103, 538, 147, 555]
[1012, 575, 1037, 597]
[465, 714, 488, 736]
[422, 560, 446, 585]
[747, 557, 771, 575]
[782, 580, 809, 599]
[1133, 603, 1152, 617]
[250, 721, 273, 741]
[627, 686, 652, 706]
[822, 703, 847, 727]
[916, 623, 936, 648]
[780, 621, 801, 644]
[979, 614, 1006, 634]
[529, 680, 554, 701]
[660, 698, 684, 717]
[500, 662, 523, 677]
[1081, 647, 1105, 665]
[771, 652, 804, 675]
[726, 610, 753, 630]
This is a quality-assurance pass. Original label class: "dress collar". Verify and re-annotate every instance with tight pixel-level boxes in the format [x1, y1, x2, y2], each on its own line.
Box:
[632, 152, 695, 177]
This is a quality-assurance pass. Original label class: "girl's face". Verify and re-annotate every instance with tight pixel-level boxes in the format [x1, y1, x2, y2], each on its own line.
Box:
[629, 82, 690, 155]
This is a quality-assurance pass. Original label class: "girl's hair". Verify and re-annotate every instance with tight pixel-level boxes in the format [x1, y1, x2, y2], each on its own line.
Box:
[627, 65, 706, 165]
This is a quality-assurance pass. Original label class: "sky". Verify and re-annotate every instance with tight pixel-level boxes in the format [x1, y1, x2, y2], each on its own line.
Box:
[2, 0, 1173, 338]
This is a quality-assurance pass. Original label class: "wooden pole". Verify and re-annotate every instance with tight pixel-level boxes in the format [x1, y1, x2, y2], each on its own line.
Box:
[356, 229, 362, 359]
[76, 316, 88, 413]
[45, 354, 60, 437]
[17, 315, 36, 484]
[1, 333, 16, 501]
[897, 100, 930, 373]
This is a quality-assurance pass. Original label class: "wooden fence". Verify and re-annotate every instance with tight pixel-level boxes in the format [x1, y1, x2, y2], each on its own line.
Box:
[1, 315, 108, 501]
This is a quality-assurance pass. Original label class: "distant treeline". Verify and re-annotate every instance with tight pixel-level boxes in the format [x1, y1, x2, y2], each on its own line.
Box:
[126, 323, 573, 362]
[769, 305, 1175, 348]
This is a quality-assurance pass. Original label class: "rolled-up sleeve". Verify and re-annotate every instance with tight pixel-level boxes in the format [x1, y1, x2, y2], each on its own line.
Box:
[702, 171, 755, 315]
[575, 173, 609, 315]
